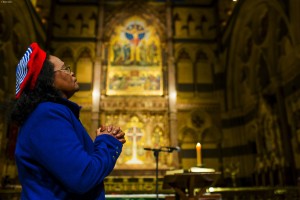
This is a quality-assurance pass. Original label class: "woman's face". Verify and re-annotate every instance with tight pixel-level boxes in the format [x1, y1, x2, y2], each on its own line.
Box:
[49, 55, 79, 99]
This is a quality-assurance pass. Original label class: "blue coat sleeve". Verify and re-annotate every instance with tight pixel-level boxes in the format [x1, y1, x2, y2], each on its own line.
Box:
[26, 103, 122, 194]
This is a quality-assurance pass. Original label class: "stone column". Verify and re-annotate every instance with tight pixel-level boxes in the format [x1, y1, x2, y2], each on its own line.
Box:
[269, 7, 297, 184]
[273, 77, 297, 185]
[166, 0, 179, 167]
[91, 1, 105, 139]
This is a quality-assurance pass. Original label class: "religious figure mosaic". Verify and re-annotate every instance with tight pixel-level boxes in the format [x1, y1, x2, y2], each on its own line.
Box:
[106, 16, 163, 95]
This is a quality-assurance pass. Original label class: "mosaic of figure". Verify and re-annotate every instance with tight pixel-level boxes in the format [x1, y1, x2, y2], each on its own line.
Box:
[107, 16, 163, 95]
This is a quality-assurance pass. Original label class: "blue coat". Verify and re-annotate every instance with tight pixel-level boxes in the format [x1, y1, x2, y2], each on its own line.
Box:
[15, 99, 122, 200]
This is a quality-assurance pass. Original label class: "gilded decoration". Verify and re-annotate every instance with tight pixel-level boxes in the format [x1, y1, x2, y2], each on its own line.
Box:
[103, 111, 170, 169]
[106, 16, 163, 96]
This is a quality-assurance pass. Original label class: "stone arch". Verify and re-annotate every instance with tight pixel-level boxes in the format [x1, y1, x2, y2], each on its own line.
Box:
[174, 44, 195, 62]
[195, 49, 213, 84]
[55, 46, 75, 59]
[173, 12, 182, 37]
[76, 46, 94, 61]
[75, 47, 93, 92]
[55, 47, 75, 72]
[226, 0, 293, 110]
[194, 46, 218, 64]
[178, 126, 197, 144]
[176, 48, 194, 86]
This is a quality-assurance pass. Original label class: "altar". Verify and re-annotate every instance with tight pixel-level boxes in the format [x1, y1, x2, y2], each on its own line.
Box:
[163, 172, 221, 200]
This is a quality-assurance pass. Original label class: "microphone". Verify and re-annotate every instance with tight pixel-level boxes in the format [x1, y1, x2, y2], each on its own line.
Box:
[144, 147, 153, 151]
[162, 146, 181, 152]
[144, 147, 161, 151]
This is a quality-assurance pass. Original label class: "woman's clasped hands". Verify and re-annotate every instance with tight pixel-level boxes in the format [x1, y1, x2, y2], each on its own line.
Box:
[96, 125, 126, 144]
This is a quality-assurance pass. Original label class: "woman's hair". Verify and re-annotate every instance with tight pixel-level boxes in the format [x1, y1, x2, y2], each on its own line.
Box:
[10, 55, 62, 126]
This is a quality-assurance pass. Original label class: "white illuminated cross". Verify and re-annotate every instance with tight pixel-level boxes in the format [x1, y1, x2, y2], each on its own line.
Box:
[126, 126, 143, 164]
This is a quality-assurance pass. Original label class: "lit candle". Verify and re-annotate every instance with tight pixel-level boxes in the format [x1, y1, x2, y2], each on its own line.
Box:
[196, 142, 202, 166]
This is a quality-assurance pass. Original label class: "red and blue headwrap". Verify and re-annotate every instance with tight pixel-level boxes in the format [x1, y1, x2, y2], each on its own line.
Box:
[15, 43, 46, 99]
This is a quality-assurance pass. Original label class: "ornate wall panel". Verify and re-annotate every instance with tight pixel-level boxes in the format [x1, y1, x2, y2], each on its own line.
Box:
[100, 97, 171, 169]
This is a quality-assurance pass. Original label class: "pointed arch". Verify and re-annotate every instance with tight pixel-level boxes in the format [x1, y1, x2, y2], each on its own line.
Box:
[195, 49, 213, 84]
[58, 47, 75, 72]
[225, 0, 294, 110]
[76, 47, 93, 92]
[176, 49, 194, 87]
[178, 126, 197, 144]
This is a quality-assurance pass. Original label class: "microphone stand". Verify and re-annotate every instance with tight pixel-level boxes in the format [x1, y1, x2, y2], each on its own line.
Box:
[144, 147, 174, 200]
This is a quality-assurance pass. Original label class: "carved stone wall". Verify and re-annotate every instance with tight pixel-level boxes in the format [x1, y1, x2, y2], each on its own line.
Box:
[223, 0, 300, 185]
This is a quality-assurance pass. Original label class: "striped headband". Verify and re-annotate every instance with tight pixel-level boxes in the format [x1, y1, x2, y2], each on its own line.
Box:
[15, 43, 46, 99]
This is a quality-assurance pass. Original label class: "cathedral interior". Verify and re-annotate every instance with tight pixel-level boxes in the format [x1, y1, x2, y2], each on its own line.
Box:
[1, 0, 300, 199]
